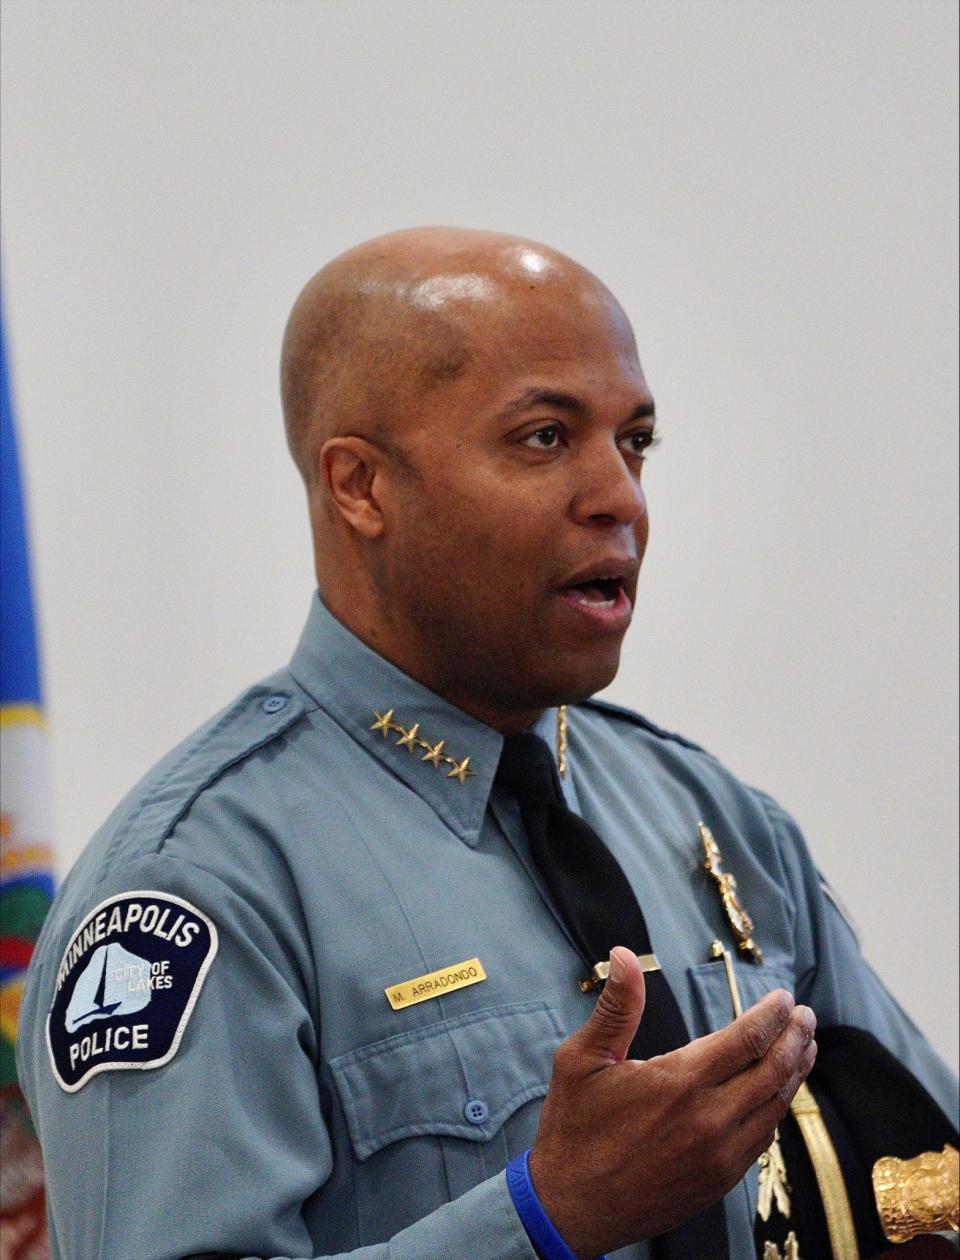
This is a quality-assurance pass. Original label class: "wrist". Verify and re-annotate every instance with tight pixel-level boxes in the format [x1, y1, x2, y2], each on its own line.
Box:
[506, 1149, 607, 1260]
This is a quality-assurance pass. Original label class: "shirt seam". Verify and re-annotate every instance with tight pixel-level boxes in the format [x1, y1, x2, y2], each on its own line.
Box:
[96, 695, 315, 879]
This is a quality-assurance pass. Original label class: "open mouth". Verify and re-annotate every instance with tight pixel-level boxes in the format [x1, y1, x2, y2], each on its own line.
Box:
[560, 576, 625, 608]
[555, 556, 636, 631]
[556, 572, 633, 632]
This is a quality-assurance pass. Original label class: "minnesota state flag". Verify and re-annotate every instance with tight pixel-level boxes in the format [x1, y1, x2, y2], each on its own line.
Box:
[1, 299, 54, 1257]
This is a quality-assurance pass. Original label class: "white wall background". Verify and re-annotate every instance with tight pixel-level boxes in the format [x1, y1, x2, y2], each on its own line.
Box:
[2, 0, 957, 1071]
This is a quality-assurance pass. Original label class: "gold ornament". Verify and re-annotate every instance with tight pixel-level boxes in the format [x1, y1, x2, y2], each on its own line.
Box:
[556, 704, 568, 776]
[758, 1136, 793, 1223]
[872, 1144, 959, 1244]
[762, 1232, 801, 1260]
[701, 822, 763, 963]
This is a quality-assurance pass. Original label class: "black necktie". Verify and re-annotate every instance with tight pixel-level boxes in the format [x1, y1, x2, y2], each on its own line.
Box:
[496, 733, 730, 1260]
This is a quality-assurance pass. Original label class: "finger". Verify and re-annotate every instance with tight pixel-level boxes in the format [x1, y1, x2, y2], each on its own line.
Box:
[683, 988, 796, 1086]
[567, 946, 647, 1069]
[753, 1006, 816, 1101]
[721, 1005, 816, 1117]
[710, 1008, 815, 1145]
[739, 1038, 818, 1156]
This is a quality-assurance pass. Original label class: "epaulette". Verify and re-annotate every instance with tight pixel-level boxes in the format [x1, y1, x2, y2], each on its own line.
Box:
[97, 672, 316, 879]
[579, 696, 709, 755]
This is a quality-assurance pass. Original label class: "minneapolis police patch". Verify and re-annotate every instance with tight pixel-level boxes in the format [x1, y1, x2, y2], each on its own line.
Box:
[46, 890, 218, 1092]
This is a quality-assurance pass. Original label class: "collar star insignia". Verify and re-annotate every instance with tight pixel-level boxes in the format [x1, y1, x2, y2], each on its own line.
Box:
[368, 711, 476, 786]
[395, 722, 421, 752]
[420, 739, 446, 768]
[446, 757, 474, 785]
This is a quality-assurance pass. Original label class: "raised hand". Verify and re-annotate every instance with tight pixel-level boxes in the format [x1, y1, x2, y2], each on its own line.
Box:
[528, 946, 817, 1259]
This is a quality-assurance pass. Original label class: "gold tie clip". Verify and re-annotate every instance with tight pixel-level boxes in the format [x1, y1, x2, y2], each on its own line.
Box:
[579, 953, 661, 993]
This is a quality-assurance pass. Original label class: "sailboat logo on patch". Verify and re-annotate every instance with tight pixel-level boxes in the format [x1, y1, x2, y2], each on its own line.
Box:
[65, 943, 153, 1033]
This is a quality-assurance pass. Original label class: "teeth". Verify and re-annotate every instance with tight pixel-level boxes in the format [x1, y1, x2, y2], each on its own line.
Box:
[569, 588, 615, 608]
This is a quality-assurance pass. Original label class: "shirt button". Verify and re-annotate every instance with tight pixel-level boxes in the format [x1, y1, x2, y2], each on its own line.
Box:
[463, 1099, 489, 1126]
[261, 695, 288, 714]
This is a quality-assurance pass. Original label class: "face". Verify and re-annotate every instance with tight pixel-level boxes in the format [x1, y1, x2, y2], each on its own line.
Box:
[371, 260, 656, 732]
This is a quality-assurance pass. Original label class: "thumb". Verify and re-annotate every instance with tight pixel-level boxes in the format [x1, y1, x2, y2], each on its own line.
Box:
[575, 946, 647, 1067]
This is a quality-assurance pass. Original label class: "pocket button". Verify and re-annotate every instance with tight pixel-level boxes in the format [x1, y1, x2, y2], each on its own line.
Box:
[463, 1099, 489, 1126]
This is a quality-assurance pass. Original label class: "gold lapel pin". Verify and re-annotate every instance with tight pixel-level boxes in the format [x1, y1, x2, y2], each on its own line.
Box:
[700, 821, 763, 964]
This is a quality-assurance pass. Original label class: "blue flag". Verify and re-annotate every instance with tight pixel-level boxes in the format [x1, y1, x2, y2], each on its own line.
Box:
[1, 289, 53, 1256]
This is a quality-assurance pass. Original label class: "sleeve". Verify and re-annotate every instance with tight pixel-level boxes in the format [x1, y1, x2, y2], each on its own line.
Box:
[16, 853, 539, 1260]
[754, 791, 958, 1127]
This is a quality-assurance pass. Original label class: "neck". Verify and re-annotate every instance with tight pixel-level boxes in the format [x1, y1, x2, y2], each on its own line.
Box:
[319, 581, 547, 736]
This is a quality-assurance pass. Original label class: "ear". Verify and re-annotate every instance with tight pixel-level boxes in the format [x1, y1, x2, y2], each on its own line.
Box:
[319, 436, 388, 539]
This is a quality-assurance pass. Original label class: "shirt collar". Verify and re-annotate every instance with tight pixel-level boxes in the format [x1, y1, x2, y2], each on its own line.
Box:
[291, 593, 563, 846]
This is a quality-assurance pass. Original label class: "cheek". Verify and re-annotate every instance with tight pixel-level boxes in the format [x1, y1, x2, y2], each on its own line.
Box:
[392, 471, 556, 600]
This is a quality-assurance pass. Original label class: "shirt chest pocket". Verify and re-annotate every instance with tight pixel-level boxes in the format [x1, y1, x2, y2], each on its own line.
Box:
[328, 1000, 563, 1231]
[687, 957, 796, 1034]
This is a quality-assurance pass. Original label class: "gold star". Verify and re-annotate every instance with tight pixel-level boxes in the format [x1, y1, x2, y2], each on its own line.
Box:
[370, 709, 395, 738]
[446, 757, 475, 785]
[420, 739, 446, 768]
[395, 722, 421, 752]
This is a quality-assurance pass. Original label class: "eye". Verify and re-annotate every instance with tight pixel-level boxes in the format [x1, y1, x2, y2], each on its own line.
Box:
[522, 424, 565, 450]
[619, 429, 660, 458]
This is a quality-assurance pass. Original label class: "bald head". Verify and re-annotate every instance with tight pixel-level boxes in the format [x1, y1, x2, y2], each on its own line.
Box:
[279, 227, 653, 728]
[280, 227, 625, 486]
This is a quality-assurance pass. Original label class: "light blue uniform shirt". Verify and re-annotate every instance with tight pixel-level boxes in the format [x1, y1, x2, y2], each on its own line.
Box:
[17, 595, 958, 1260]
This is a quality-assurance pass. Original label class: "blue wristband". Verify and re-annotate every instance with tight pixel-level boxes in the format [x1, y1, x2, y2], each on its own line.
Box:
[505, 1149, 608, 1260]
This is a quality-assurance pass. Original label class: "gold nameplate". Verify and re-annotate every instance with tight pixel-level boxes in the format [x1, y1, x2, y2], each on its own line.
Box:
[385, 958, 487, 1010]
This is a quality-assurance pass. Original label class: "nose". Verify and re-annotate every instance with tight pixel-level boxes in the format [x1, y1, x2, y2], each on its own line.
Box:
[570, 437, 647, 529]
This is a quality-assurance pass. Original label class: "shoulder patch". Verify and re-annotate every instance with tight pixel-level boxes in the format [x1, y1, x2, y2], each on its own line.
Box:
[580, 698, 708, 754]
[46, 891, 218, 1092]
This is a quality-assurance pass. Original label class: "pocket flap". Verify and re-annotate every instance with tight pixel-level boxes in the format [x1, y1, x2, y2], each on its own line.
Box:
[329, 1001, 562, 1160]
[688, 958, 794, 1033]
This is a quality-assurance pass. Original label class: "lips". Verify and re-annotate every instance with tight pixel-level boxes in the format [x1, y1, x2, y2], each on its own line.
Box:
[556, 560, 637, 631]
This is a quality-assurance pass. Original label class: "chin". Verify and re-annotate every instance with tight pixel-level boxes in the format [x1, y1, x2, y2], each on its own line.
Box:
[532, 652, 623, 709]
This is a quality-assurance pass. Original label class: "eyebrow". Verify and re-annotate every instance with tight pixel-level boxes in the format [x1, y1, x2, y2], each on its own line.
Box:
[494, 387, 656, 425]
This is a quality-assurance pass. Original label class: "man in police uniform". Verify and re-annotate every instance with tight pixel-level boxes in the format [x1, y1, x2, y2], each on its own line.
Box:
[17, 229, 958, 1259]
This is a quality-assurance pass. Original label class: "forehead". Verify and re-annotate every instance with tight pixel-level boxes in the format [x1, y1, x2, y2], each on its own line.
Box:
[448, 276, 651, 410]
